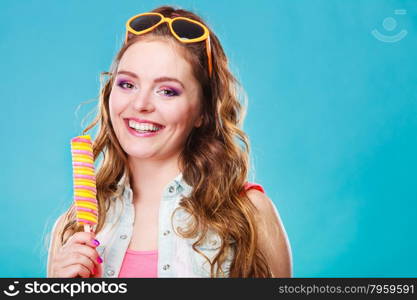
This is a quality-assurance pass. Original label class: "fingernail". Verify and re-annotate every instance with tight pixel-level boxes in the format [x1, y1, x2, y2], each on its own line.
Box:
[92, 239, 100, 246]
[97, 256, 103, 264]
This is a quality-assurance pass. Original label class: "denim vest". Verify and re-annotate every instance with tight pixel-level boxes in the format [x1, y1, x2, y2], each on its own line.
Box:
[94, 172, 234, 278]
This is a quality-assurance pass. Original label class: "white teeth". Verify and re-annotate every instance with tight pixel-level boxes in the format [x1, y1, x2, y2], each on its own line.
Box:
[128, 120, 161, 131]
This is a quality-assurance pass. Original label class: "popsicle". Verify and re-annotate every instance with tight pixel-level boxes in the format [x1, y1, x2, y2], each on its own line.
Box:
[70, 135, 98, 233]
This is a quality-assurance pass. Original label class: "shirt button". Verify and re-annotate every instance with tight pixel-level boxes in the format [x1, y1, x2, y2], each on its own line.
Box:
[162, 264, 170, 270]
[107, 269, 115, 276]
[163, 230, 171, 236]
[168, 186, 175, 193]
[120, 234, 127, 239]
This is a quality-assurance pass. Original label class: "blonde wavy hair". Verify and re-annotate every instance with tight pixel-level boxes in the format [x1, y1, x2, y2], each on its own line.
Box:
[58, 5, 272, 277]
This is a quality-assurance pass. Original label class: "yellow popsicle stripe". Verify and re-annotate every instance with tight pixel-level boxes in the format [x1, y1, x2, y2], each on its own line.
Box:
[71, 146, 93, 152]
[73, 165, 94, 171]
[71, 146, 93, 153]
[76, 212, 97, 222]
[73, 168, 95, 176]
[72, 155, 94, 164]
[76, 209, 98, 217]
[75, 201, 98, 210]
[74, 190, 96, 198]
[72, 153, 93, 159]
[71, 141, 93, 147]
[74, 179, 96, 187]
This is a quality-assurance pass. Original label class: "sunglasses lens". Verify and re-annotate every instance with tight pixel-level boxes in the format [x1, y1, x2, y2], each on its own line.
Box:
[130, 14, 161, 32]
[172, 19, 205, 40]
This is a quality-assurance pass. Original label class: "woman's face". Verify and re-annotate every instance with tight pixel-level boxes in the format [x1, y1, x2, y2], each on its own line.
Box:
[109, 39, 203, 162]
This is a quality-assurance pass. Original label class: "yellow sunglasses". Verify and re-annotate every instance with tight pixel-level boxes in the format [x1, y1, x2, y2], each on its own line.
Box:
[125, 12, 212, 77]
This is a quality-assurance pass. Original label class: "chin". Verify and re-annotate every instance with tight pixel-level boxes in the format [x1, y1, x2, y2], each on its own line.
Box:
[126, 150, 157, 160]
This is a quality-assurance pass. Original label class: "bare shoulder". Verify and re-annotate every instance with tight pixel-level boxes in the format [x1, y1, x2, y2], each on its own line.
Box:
[246, 189, 293, 277]
[246, 189, 276, 215]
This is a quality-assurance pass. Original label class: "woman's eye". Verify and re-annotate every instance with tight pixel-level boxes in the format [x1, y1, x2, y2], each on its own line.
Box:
[117, 81, 134, 89]
[157, 88, 179, 97]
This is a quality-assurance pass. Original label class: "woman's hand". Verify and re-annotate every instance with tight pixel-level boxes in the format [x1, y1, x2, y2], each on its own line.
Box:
[49, 232, 103, 278]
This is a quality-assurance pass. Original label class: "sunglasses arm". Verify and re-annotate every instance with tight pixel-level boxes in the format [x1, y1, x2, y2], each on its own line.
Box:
[206, 36, 213, 78]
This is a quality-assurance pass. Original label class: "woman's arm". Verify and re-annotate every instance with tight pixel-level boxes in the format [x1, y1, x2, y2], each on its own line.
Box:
[47, 213, 66, 277]
[246, 189, 293, 277]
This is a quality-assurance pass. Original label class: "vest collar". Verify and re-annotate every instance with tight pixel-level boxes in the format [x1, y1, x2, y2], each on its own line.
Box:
[116, 172, 193, 204]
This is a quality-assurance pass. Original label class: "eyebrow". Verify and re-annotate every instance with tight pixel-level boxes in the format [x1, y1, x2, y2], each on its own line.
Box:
[116, 70, 185, 89]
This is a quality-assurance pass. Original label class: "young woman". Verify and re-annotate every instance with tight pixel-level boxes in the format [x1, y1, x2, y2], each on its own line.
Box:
[47, 5, 292, 278]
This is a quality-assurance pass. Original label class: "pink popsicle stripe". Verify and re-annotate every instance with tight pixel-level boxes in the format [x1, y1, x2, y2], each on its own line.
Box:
[75, 202, 97, 209]
[74, 196, 97, 203]
[71, 149, 93, 154]
[71, 149, 94, 157]
[71, 137, 92, 144]
[73, 165, 94, 170]
[74, 174, 96, 180]
[72, 160, 94, 165]
[75, 185, 97, 192]
[73, 176, 96, 182]
[76, 218, 97, 225]
[77, 207, 98, 215]
[72, 162, 94, 168]
[72, 162, 95, 170]
[72, 159, 94, 166]
[71, 150, 93, 157]
[71, 148, 93, 154]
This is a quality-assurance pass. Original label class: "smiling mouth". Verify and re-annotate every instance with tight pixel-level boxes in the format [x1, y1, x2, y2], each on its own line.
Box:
[124, 119, 165, 136]
[128, 120, 163, 132]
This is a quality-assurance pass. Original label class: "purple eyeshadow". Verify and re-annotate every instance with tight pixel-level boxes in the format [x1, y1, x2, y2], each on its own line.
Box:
[169, 87, 181, 95]
[116, 79, 134, 89]
[117, 79, 128, 86]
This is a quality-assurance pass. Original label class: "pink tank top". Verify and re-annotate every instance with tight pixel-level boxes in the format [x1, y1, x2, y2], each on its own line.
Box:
[118, 249, 158, 278]
[117, 182, 264, 278]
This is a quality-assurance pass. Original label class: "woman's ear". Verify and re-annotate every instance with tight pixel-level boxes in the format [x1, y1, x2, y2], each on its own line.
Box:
[194, 114, 203, 128]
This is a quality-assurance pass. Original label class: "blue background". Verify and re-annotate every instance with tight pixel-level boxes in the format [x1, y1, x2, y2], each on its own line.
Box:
[1, 0, 416, 277]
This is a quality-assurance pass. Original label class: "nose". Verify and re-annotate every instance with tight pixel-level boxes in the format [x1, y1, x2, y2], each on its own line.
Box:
[132, 88, 155, 113]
